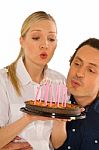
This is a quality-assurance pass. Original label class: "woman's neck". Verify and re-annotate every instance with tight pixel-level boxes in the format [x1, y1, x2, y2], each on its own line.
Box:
[24, 59, 45, 83]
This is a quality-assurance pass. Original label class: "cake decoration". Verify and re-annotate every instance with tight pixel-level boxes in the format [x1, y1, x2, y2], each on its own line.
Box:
[20, 78, 86, 119]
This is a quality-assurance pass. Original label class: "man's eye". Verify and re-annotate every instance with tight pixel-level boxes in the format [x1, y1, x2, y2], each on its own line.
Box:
[74, 62, 80, 66]
[89, 69, 95, 73]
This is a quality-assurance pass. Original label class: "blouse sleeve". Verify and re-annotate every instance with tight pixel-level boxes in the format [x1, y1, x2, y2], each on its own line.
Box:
[0, 71, 10, 127]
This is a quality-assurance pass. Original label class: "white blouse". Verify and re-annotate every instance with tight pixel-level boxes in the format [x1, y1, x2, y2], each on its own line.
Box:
[0, 57, 66, 150]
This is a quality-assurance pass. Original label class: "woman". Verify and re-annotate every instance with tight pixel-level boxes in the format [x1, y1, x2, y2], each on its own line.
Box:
[0, 11, 66, 150]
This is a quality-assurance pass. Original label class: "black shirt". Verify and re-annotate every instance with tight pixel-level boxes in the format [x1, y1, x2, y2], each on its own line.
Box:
[55, 96, 99, 150]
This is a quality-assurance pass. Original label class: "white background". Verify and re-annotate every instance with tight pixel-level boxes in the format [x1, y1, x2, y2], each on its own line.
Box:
[0, 0, 99, 76]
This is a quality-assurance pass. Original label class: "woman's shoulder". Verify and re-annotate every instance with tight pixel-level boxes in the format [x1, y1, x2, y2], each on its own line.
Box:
[0, 68, 8, 78]
[0, 68, 8, 87]
[46, 68, 66, 80]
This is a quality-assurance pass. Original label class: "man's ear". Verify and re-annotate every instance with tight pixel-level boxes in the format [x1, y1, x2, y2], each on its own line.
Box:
[97, 91, 99, 97]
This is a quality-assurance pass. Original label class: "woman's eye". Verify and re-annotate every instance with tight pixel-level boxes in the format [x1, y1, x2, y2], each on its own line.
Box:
[32, 37, 40, 40]
[48, 38, 56, 41]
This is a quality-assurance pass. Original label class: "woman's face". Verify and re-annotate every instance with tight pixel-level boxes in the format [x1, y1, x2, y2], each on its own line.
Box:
[20, 20, 57, 67]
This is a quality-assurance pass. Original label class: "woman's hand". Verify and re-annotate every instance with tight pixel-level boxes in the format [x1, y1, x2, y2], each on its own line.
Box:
[1, 136, 33, 150]
[24, 113, 53, 122]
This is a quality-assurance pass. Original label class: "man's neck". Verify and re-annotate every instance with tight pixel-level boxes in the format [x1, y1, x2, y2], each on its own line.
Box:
[73, 95, 96, 107]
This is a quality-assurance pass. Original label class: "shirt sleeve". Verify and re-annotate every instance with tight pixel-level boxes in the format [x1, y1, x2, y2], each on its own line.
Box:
[0, 73, 10, 127]
[55, 121, 82, 150]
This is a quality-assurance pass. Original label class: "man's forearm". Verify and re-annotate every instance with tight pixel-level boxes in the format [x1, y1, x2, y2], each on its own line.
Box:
[51, 120, 67, 149]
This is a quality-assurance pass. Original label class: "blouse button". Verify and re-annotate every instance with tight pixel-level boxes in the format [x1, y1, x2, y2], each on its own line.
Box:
[68, 146, 71, 149]
[72, 128, 76, 132]
[94, 140, 98, 144]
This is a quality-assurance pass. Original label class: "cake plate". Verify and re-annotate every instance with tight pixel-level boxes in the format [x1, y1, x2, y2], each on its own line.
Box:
[20, 107, 86, 120]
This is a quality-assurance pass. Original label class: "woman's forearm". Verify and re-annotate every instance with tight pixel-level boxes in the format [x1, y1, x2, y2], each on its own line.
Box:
[51, 120, 67, 149]
[0, 114, 33, 149]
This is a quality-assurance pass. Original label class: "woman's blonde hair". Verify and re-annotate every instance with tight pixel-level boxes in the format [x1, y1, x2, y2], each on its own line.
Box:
[6, 11, 56, 95]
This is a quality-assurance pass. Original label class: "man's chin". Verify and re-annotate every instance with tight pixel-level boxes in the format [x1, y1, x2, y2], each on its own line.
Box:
[69, 89, 83, 97]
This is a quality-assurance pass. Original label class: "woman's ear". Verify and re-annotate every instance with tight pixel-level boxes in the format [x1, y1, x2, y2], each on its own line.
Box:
[19, 36, 24, 48]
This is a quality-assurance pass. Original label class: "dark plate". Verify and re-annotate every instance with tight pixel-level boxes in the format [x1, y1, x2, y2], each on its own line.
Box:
[20, 107, 86, 120]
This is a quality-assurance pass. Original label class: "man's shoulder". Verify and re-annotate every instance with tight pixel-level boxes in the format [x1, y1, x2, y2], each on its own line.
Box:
[93, 97, 99, 113]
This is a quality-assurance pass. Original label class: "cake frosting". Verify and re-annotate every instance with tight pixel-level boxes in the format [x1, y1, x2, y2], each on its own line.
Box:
[25, 100, 81, 116]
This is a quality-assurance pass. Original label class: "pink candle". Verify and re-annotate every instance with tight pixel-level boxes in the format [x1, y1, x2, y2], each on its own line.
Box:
[64, 86, 67, 107]
[49, 82, 53, 106]
[44, 81, 50, 105]
[57, 83, 61, 107]
[40, 84, 45, 102]
[62, 84, 65, 106]
[55, 82, 59, 104]
[55, 82, 61, 107]
[35, 86, 40, 104]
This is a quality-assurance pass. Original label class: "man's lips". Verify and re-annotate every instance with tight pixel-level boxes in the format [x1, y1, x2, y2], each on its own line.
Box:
[40, 52, 48, 59]
[71, 79, 81, 88]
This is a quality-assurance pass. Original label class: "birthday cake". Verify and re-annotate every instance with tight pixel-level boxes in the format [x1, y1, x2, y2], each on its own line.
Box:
[24, 100, 81, 116]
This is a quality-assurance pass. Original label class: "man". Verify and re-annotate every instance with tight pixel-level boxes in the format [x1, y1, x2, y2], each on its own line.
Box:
[56, 38, 99, 150]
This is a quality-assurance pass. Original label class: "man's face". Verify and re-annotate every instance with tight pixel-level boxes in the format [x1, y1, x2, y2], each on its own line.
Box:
[66, 45, 99, 106]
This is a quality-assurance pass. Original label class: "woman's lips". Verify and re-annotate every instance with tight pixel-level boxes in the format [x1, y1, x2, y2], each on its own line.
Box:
[40, 52, 48, 59]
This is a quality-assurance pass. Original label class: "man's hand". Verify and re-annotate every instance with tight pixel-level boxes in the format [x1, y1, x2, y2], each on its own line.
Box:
[1, 136, 33, 150]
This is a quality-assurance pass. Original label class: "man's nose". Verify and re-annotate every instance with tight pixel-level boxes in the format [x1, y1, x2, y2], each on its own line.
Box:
[76, 67, 85, 77]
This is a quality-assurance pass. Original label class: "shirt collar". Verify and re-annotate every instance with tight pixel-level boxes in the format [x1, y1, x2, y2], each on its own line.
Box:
[16, 57, 49, 86]
[91, 97, 99, 113]
[70, 95, 99, 113]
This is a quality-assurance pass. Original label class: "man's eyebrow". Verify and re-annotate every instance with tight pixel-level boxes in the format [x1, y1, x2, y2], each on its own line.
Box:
[89, 63, 98, 67]
[74, 56, 82, 62]
[75, 56, 98, 67]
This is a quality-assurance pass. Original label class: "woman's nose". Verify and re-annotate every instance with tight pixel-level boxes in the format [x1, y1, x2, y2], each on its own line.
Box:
[40, 40, 48, 49]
